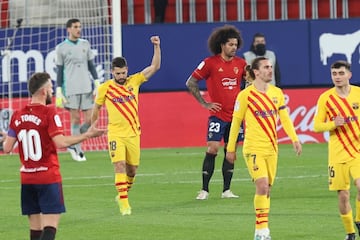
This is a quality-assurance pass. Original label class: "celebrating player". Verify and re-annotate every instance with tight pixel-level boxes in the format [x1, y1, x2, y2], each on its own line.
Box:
[91, 36, 161, 216]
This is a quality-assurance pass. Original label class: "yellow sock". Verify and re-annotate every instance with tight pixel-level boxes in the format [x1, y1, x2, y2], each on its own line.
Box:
[115, 173, 130, 209]
[355, 199, 360, 222]
[254, 194, 270, 230]
[341, 210, 355, 234]
[127, 176, 135, 191]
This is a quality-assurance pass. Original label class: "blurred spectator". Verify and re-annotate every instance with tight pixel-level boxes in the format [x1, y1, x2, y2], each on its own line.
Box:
[154, 0, 168, 23]
[243, 33, 281, 86]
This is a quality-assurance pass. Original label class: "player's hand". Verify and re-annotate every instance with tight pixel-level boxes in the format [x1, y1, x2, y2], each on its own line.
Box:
[334, 113, 345, 127]
[293, 141, 302, 156]
[84, 120, 107, 138]
[56, 87, 67, 108]
[202, 102, 222, 113]
[226, 152, 236, 164]
[93, 79, 100, 96]
[150, 36, 160, 46]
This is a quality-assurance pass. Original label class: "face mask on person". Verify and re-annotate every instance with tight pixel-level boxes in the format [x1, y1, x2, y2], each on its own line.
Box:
[254, 43, 266, 56]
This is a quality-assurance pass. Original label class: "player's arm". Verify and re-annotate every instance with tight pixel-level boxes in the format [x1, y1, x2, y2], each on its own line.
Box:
[52, 120, 105, 149]
[186, 76, 206, 106]
[88, 60, 99, 80]
[313, 97, 337, 132]
[91, 103, 102, 125]
[88, 60, 100, 91]
[186, 76, 222, 112]
[55, 65, 67, 107]
[56, 65, 64, 88]
[141, 36, 161, 79]
[226, 93, 246, 163]
[2, 129, 16, 153]
[278, 105, 302, 156]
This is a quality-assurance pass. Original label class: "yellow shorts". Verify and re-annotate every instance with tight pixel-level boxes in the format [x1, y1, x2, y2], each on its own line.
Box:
[107, 135, 140, 166]
[243, 151, 278, 186]
[328, 158, 360, 191]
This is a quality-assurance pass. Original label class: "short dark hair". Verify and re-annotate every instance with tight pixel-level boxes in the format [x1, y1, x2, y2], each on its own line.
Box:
[250, 32, 266, 51]
[112, 57, 128, 69]
[66, 18, 80, 28]
[28, 72, 51, 96]
[331, 60, 351, 71]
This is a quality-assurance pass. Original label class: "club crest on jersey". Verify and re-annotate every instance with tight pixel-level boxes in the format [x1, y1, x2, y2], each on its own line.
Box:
[352, 102, 359, 110]
[272, 97, 278, 104]
[233, 67, 239, 74]
[128, 86, 134, 92]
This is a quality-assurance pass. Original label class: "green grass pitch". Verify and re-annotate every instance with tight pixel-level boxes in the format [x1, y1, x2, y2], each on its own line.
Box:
[0, 143, 353, 239]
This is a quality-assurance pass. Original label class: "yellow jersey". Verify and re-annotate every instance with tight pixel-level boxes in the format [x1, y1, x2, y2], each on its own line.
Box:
[228, 84, 298, 153]
[95, 73, 147, 137]
[313, 86, 360, 163]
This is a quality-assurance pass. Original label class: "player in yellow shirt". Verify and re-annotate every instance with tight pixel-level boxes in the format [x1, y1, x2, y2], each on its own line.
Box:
[313, 60, 360, 240]
[92, 36, 161, 216]
[226, 57, 302, 240]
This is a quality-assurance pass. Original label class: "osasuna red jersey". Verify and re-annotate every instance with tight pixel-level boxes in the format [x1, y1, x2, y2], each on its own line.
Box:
[9, 104, 64, 184]
[191, 55, 246, 122]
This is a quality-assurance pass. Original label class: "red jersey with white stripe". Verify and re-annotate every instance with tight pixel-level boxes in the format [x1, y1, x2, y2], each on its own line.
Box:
[9, 104, 64, 184]
[191, 55, 246, 122]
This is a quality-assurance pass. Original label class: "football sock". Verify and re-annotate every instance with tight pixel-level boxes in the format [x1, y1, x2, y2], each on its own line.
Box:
[115, 173, 130, 209]
[201, 152, 216, 192]
[341, 210, 355, 234]
[127, 176, 135, 191]
[355, 199, 360, 222]
[79, 122, 91, 134]
[30, 229, 42, 240]
[39, 226, 56, 240]
[222, 150, 234, 192]
[254, 194, 270, 230]
[71, 124, 82, 153]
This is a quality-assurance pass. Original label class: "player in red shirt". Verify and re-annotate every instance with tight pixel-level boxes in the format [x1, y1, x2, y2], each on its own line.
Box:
[2, 72, 105, 240]
[186, 25, 247, 200]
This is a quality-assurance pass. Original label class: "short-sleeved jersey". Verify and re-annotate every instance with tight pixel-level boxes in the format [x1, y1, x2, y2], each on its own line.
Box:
[313, 86, 360, 164]
[228, 84, 298, 153]
[56, 38, 95, 96]
[8, 104, 64, 184]
[95, 73, 147, 137]
[191, 55, 246, 122]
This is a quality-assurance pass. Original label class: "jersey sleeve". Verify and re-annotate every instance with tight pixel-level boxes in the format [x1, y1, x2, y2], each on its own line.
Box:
[227, 91, 247, 152]
[55, 45, 64, 66]
[191, 58, 210, 81]
[131, 72, 147, 84]
[278, 90, 299, 142]
[313, 93, 336, 132]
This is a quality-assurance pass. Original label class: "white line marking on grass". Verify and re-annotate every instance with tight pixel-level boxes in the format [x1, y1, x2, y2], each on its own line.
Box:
[0, 174, 327, 189]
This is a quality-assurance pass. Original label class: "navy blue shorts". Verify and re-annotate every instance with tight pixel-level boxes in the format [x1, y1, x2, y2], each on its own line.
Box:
[21, 183, 66, 215]
[206, 116, 244, 143]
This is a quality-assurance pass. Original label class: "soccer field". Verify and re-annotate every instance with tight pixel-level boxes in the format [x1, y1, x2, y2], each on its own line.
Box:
[0, 143, 351, 239]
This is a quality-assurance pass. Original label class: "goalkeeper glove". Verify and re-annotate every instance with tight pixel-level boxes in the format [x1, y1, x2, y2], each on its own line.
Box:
[93, 79, 100, 96]
[56, 87, 67, 108]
